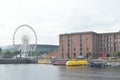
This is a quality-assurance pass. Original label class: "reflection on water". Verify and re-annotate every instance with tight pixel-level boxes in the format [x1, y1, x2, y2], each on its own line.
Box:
[0, 64, 120, 80]
[60, 66, 120, 80]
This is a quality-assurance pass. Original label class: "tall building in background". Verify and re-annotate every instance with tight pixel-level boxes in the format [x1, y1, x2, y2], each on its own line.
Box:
[59, 31, 120, 59]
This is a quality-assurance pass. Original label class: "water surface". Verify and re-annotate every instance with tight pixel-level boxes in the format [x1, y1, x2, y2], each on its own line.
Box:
[0, 64, 120, 80]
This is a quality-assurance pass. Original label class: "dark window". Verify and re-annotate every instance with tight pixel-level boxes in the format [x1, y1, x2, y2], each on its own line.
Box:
[74, 48, 76, 51]
[101, 48, 102, 51]
[104, 48, 106, 51]
[87, 48, 89, 51]
[80, 34, 82, 42]
[80, 43, 82, 47]
[68, 48, 70, 52]
[80, 38, 82, 42]
[73, 53, 76, 58]
[114, 34, 116, 38]
[68, 44, 70, 47]
[68, 52, 70, 58]
[68, 35, 71, 42]
[62, 53, 64, 58]
[80, 34, 82, 38]
[80, 52, 82, 56]
[80, 48, 82, 51]
[114, 47, 116, 51]
[62, 48, 64, 51]
[68, 39, 70, 42]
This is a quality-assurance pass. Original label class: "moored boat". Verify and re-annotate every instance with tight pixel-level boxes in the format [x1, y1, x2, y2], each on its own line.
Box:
[66, 60, 89, 66]
[106, 62, 120, 67]
[53, 60, 67, 65]
[89, 61, 107, 67]
[52, 59, 68, 65]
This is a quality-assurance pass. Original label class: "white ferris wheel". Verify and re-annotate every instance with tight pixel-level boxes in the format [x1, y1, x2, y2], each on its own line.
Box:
[13, 24, 37, 58]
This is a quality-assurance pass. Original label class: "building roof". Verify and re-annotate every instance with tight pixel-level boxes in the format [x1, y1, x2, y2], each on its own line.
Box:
[59, 31, 120, 36]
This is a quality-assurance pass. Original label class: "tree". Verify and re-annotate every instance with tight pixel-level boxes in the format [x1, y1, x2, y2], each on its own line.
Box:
[13, 51, 20, 56]
[110, 52, 117, 57]
[29, 51, 36, 57]
[116, 52, 120, 58]
[87, 52, 94, 59]
[3, 50, 13, 58]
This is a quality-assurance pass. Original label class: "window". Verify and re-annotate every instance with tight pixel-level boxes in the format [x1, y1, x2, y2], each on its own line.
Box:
[68, 44, 70, 47]
[118, 43, 120, 46]
[62, 48, 64, 51]
[104, 35, 106, 38]
[68, 48, 70, 52]
[80, 34, 82, 42]
[68, 52, 70, 58]
[87, 38, 89, 41]
[114, 47, 116, 51]
[114, 43, 117, 47]
[80, 48, 82, 51]
[74, 48, 76, 51]
[108, 35, 111, 38]
[68, 35, 70, 42]
[73, 53, 76, 58]
[62, 53, 64, 58]
[80, 38, 82, 42]
[101, 48, 102, 51]
[80, 43, 82, 47]
[80, 34, 82, 38]
[111, 43, 113, 47]
[61, 36, 64, 41]
[87, 48, 89, 51]
[118, 39, 120, 42]
[118, 34, 120, 37]
[118, 48, 120, 51]
[86, 34, 89, 37]
[108, 48, 110, 51]
[111, 39, 113, 42]
[80, 52, 82, 56]
[114, 34, 116, 38]
[86, 35, 89, 42]
[68, 39, 70, 42]
[74, 36, 76, 42]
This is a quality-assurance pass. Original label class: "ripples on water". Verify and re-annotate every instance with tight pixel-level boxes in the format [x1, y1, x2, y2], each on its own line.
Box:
[0, 64, 120, 80]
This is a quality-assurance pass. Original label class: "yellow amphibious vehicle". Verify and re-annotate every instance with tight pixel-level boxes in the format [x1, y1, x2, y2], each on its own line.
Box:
[66, 60, 89, 66]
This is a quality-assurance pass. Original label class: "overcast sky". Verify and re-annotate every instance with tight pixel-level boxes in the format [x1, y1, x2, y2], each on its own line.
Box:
[0, 0, 120, 47]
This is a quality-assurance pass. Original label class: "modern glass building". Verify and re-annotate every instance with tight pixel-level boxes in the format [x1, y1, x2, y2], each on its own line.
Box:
[2, 44, 59, 55]
[35, 44, 59, 55]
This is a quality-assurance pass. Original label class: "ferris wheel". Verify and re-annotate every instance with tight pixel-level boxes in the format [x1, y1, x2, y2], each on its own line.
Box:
[13, 24, 37, 58]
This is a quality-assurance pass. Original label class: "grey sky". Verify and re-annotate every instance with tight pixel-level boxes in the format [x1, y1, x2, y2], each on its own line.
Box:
[0, 0, 120, 46]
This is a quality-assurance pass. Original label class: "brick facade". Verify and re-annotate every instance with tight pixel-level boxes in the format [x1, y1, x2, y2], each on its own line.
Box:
[58, 31, 120, 59]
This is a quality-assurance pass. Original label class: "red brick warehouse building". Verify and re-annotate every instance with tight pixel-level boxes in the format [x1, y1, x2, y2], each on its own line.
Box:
[59, 31, 120, 59]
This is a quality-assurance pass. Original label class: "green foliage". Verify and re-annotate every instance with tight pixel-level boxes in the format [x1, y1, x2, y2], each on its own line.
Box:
[13, 51, 20, 55]
[110, 52, 117, 57]
[87, 52, 94, 59]
[2, 50, 20, 58]
[1, 50, 38, 58]
[29, 51, 36, 57]
[110, 52, 120, 58]
[2, 50, 13, 58]
[116, 52, 120, 57]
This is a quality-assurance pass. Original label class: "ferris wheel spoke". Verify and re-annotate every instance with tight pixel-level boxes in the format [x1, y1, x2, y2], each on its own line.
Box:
[13, 24, 37, 58]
